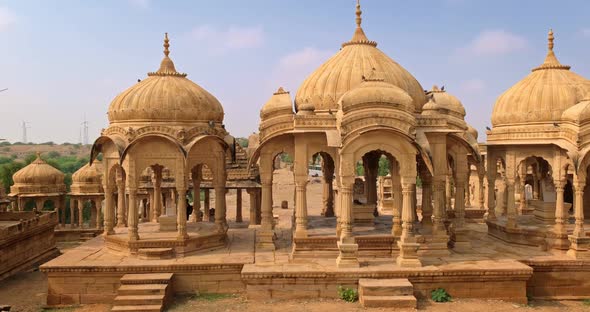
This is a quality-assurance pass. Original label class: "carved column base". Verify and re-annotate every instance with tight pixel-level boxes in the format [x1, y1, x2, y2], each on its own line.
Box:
[450, 227, 471, 248]
[554, 222, 567, 235]
[336, 241, 359, 268]
[506, 217, 517, 229]
[256, 229, 276, 250]
[423, 234, 451, 256]
[158, 215, 177, 232]
[294, 229, 308, 239]
[567, 235, 590, 260]
[396, 239, 422, 267]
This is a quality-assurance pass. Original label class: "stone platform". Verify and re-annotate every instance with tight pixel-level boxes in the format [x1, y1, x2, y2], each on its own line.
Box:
[104, 222, 226, 256]
[486, 215, 581, 250]
[39, 213, 590, 307]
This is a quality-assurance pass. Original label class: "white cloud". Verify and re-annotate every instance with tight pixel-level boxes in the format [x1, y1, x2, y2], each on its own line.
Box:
[189, 25, 264, 52]
[457, 30, 528, 57]
[0, 7, 16, 31]
[579, 28, 590, 38]
[269, 47, 333, 93]
[128, 0, 150, 9]
[457, 78, 486, 94]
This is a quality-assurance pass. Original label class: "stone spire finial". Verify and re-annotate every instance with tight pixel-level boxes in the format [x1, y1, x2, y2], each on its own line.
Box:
[533, 28, 570, 71]
[164, 32, 170, 57]
[148, 33, 187, 77]
[355, 0, 362, 28]
[343, 0, 376, 47]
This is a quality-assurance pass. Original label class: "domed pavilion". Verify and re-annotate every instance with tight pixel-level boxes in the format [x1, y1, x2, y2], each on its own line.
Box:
[91, 33, 230, 256]
[9, 153, 67, 225]
[68, 162, 104, 230]
[486, 30, 590, 258]
[250, 2, 480, 267]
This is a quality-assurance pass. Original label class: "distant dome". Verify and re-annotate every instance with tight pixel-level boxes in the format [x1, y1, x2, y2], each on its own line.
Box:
[261, 87, 293, 118]
[11, 153, 66, 195]
[467, 125, 479, 141]
[426, 86, 466, 118]
[72, 163, 103, 184]
[339, 73, 414, 113]
[492, 30, 590, 127]
[108, 33, 224, 124]
[294, 2, 426, 114]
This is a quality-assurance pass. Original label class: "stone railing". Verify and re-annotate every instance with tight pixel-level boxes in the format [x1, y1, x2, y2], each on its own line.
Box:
[0, 211, 58, 242]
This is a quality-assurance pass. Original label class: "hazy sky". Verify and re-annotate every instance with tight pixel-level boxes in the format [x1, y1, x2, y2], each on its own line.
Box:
[1, 0, 590, 143]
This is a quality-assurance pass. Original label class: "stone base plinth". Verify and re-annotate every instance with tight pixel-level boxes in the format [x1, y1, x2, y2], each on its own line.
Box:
[567, 235, 590, 260]
[336, 241, 359, 268]
[396, 239, 421, 268]
[292, 235, 397, 259]
[256, 229, 276, 250]
[353, 203, 376, 224]
[158, 215, 177, 232]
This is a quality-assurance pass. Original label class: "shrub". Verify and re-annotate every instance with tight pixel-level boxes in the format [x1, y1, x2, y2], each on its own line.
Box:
[337, 286, 358, 302]
[431, 288, 451, 302]
[583, 299, 590, 306]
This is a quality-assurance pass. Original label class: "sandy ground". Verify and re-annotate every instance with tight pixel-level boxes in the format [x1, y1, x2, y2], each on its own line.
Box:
[1, 169, 589, 311]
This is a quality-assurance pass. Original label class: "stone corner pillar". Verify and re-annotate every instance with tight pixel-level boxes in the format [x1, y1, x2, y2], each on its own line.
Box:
[396, 178, 422, 268]
[103, 186, 115, 236]
[336, 177, 359, 268]
[294, 175, 309, 239]
[177, 188, 189, 240]
[505, 178, 517, 229]
[127, 188, 139, 241]
[256, 177, 276, 250]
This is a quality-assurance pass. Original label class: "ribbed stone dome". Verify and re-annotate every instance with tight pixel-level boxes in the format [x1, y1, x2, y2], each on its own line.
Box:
[72, 163, 103, 184]
[260, 87, 293, 118]
[427, 86, 466, 118]
[339, 73, 414, 113]
[12, 153, 65, 186]
[107, 34, 224, 124]
[492, 30, 590, 127]
[294, 2, 426, 114]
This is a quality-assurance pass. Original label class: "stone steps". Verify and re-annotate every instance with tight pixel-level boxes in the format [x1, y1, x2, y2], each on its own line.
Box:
[358, 278, 416, 308]
[111, 273, 174, 312]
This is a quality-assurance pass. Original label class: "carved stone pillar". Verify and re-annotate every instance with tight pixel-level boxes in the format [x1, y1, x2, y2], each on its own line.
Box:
[214, 185, 227, 234]
[70, 199, 76, 228]
[78, 199, 84, 228]
[391, 180, 402, 236]
[568, 181, 590, 259]
[103, 187, 115, 235]
[203, 189, 210, 222]
[554, 180, 566, 234]
[336, 177, 358, 268]
[396, 179, 421, 267]
[322, 174, 335, 217]
[177, 188, 188, 239]
[127, 189, 139, 241]
[432, 178, 447, 236]
[445, 175, 452, 214]
[294, 176, 308, 238]
[478, 174, 485, 210]
[454, 180, 466, 229]
[235, 188, 243, 223]
[151, 168, 162, 222]
[506, 179, 517, 228]
[257, 179, 275, 249]
[190, 169, 201, 222]
[116, 176, 126, 227]
[421, 176, 433, 227]
[486, 177, 497, 221]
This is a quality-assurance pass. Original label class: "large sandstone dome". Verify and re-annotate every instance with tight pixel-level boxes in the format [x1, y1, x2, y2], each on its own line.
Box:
[107, 34, 224, 125]
[294, 3, 427, 114]
[491, 30, 590, 127]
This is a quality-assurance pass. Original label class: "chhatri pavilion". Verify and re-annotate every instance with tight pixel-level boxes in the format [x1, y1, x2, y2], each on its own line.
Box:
[27, 1, 590, 310]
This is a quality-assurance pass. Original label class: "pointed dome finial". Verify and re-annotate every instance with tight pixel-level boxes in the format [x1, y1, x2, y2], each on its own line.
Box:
[533, 28, 570, 71]
[355, 0, 362, 28]
[148, 33, 187, 77]
[164, 32, 170, 57]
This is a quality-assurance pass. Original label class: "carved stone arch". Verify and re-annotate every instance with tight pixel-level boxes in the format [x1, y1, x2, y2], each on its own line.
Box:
[248, 133, 294, 171]
[122, 134, 187, 163]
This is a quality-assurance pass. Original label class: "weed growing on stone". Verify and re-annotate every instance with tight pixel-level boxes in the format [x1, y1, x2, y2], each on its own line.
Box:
[583, 298, 590, 306]
[337, 286, 358, 302]
[431, 288, 452, 303]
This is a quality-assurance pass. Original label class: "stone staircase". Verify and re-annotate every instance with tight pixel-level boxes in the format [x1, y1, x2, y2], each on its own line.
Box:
[358, 278, 417, 308]
[111, 273, 174, 312]
[79, 232, 97, 242]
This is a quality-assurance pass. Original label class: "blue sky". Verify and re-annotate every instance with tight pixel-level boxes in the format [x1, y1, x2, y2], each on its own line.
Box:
[1, 0, 590, 143]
